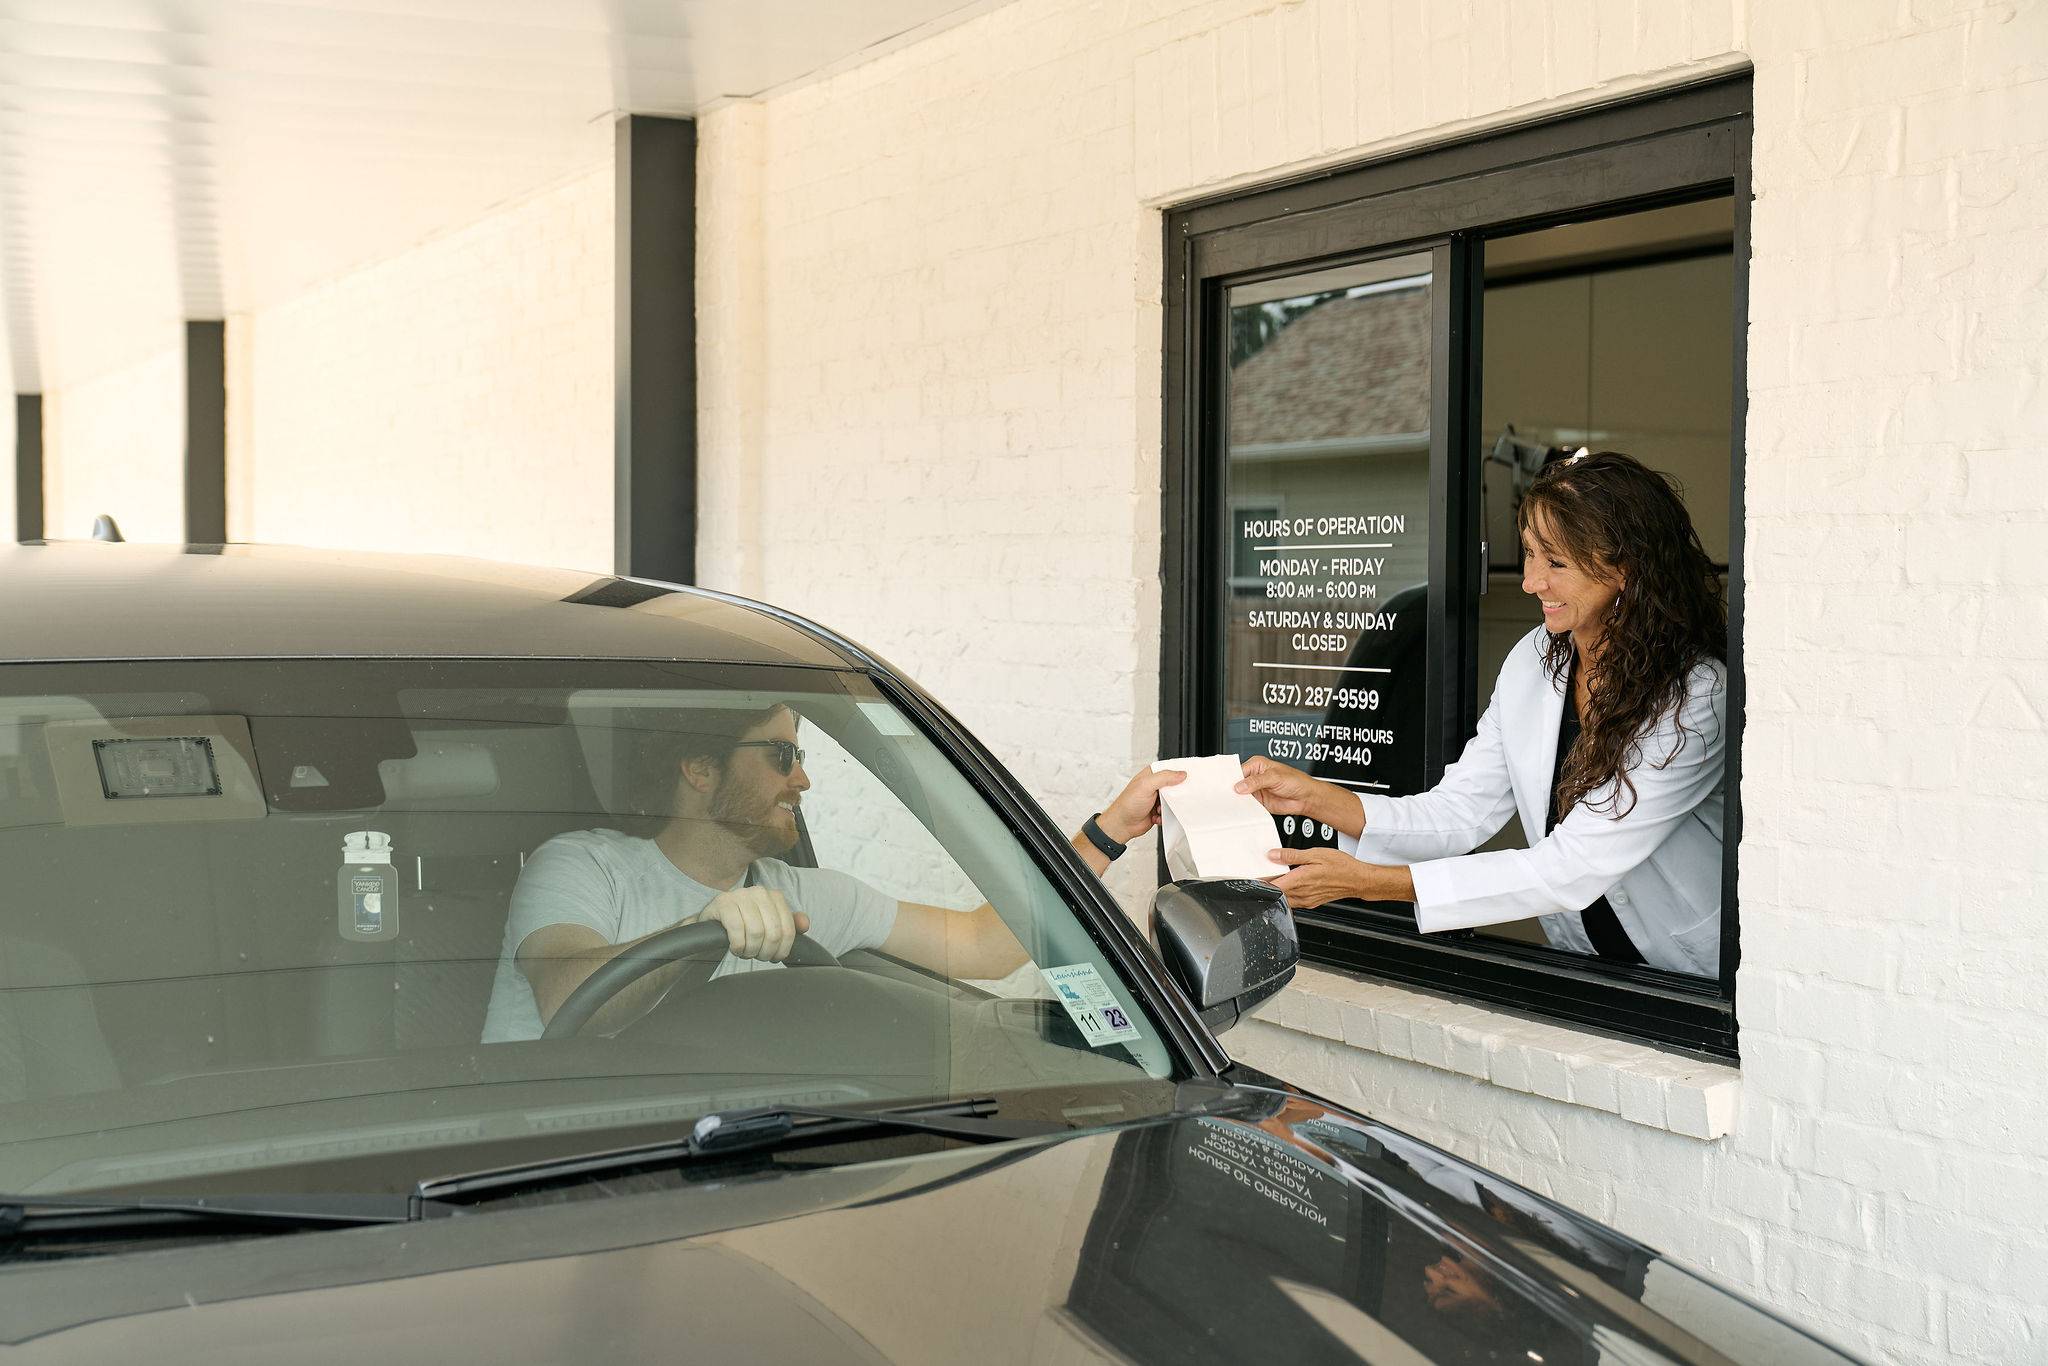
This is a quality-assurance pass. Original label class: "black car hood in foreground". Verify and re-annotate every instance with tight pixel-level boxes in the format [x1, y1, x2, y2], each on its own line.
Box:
[0, 1085, 1851, 1366]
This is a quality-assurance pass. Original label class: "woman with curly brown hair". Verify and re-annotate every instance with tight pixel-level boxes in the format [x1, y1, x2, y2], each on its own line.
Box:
[1236, 449, 1729, 977]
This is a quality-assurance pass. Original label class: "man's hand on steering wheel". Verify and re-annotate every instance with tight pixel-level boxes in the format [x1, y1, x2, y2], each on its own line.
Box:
[537, 896, 836, 1039]
[686, 886, 811, 963]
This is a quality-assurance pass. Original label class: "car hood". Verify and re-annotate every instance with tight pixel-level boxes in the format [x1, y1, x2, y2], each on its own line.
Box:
[0, 1085, 1852, 1365]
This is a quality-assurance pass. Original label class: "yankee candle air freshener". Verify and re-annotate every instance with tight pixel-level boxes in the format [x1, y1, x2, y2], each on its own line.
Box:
[338, 830, 399, 942]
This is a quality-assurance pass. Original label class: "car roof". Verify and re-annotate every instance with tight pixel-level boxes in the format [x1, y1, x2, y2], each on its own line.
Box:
[0, 542, 864, 669]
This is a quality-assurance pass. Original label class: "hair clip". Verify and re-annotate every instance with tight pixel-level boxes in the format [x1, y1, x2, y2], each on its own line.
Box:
[1563, 447, 1590, 465]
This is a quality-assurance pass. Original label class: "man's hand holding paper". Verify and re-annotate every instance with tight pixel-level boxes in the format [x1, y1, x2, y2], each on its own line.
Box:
[1148, 754, 1287, 881]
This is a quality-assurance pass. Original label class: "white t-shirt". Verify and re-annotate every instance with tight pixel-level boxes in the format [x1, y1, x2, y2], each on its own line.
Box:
[481, 828, 900, 1043]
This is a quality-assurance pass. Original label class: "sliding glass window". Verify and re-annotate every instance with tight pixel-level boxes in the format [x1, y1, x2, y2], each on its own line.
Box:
[1224, 252, 1436, 815]
[1161, 79, 1750, 1056]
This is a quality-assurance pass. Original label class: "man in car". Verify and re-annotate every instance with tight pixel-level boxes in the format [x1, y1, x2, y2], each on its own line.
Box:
[482, 703, 1182, 1041]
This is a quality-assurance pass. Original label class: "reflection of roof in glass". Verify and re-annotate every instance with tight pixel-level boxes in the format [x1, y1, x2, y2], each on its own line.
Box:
[1229, 288, 1432, 447]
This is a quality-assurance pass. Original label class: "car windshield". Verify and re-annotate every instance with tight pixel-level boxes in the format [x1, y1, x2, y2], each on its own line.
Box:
[0, 658, 1185, 1199]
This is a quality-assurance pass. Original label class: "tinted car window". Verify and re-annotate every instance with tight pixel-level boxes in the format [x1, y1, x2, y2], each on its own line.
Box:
[0, 658, 1179, 1197]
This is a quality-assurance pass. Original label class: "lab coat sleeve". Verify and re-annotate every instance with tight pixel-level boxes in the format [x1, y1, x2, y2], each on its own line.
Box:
[1407, 662, 1726, 933]
[1334, 690, 1518, 866]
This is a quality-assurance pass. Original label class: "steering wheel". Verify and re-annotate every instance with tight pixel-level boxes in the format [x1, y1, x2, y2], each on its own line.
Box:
[541, 919, 841, 1039]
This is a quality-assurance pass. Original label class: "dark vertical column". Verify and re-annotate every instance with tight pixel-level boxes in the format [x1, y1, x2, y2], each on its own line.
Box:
[14, 394, 41, 541]
[184, 319, 227, 544]
[614, 115, 697, 584]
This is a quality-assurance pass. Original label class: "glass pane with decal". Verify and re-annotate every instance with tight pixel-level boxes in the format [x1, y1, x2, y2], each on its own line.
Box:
[1222, 251, 1435, 856]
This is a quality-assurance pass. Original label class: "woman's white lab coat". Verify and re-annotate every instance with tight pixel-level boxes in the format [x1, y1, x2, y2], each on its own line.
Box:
[1338, 626, 1726, 977]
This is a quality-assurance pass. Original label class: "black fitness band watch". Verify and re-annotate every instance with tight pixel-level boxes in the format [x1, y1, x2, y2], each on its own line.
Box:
[1081, 814, 1127, 861]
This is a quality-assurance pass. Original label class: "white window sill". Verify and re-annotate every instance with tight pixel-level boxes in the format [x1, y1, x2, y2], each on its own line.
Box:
[1247, 963, 1741, 1140]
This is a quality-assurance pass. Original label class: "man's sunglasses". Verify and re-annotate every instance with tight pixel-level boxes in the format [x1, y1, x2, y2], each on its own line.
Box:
[731, 739, 805, 775]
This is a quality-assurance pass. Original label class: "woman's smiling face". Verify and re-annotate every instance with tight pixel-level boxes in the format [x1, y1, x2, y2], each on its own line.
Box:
[1520, 508, 1621, 639]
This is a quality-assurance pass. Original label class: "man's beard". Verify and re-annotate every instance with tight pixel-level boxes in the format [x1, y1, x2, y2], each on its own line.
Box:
[708, 778, 797, 857]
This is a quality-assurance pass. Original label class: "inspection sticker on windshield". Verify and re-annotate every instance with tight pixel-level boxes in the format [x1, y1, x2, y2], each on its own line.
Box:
[1040, 963, 1141, 1046]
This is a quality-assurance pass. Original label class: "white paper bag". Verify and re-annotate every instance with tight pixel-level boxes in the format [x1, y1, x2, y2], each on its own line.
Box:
[1149, 754, 1286, 881]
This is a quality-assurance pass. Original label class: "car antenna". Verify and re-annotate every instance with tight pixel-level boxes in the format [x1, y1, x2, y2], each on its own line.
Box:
[90, 515, 125, 542]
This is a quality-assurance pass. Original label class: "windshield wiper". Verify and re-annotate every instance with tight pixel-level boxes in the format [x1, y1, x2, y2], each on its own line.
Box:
[0, 1192, 423, 1254]
[414, 1097, 1063, 1209]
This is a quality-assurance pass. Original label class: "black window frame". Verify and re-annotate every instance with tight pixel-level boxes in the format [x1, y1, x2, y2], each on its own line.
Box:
[1160, 75, 1750, 1059]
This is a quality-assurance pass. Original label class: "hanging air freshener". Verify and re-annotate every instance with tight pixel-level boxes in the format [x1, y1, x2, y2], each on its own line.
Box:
[338, 831, 399, 942]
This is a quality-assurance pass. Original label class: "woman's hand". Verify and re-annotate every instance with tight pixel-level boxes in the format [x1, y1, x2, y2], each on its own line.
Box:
[1265, 848, 1413, 910]
[1264, 847, 1366, 909]
[1235, 757, 1319, 814]
[1237, 758, 1361, 834]
[1098, 766, 1187, 844]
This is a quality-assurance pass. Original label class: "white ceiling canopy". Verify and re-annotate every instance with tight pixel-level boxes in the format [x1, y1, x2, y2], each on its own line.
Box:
[0, 0, 997, 391]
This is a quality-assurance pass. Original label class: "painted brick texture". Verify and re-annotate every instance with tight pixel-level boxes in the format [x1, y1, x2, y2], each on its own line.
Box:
[696, 1, 2048, 1361]
[223, 164, 613, 572]
[16, 0, 2040, 1357]
[0, 382, 18, 535]
[42, 344, 184, 544]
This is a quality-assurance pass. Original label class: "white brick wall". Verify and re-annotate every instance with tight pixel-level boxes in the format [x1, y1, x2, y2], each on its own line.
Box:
[225, 162, 613, 572]
[697, 1, 2048, 1361]
[697, 99, 769, 599]
[14, 0, 2041, 1356]
[0, 389, 16, 536]
[42, 344, 184, 543]
[696, 0, 1183, 914]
